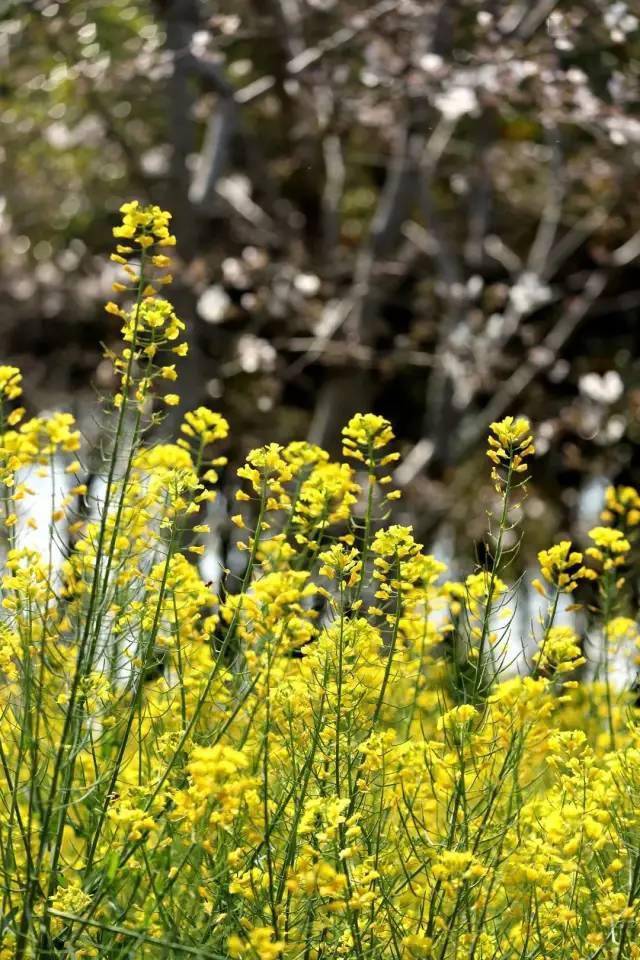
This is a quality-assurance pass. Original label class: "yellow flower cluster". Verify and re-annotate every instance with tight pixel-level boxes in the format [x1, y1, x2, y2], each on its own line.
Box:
[342, 413, 394, 460]
[113, 199, 176, 249]
[104, 202, 187, 411]
[533, 624, 586, 674]
[587, 525, 631, 571]
[177, 406, 229, 489]
[486, 415, 535, 491]
[0, 365, 22, 401]
[180, 406, 229, 448]
[341, 413, 401, 499]
[318, 543, 361, 584]
[601, 484, 640, 529]
[238, 443, 293, 500]
[3, 204, 640, 960]
[533, 539, 595, 596]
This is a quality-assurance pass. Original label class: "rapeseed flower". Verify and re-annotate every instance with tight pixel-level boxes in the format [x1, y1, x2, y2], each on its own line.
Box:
[2, 203, 640, 960]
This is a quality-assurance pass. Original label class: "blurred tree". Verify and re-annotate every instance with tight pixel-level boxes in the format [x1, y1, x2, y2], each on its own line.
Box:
[2, 0, 640, 560]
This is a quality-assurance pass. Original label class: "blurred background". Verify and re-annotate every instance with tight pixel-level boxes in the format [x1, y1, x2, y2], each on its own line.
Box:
[2, 0, 640, 571]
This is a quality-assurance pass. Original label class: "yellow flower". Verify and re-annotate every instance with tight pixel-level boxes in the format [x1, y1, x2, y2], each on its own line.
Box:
[113, 200, 176, 249]
[318, 544, 361, 583]
[488, 415, 533, 455]
[342, 413, 399, 469]
[0, 366, 22, 401]
[588, 526, 631, 552]
[535, 541, 593, 594]
[180, 408, 230, 447]
[50, 883, 92, 916]
[237, 444, 293, 505]
[552, 873, 573, 896]
[601, 485, 640, 528]
[586, 526, 631, 570]
[438, 703, 477, 731]
[487, 415, 534, 487]
[534, 626, 585, 674]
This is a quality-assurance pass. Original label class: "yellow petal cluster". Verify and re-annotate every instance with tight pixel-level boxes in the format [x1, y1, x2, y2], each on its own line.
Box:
[2, 203, 640, 960]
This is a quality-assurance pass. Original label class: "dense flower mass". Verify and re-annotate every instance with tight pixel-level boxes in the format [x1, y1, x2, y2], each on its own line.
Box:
[1, 205, 640, 959]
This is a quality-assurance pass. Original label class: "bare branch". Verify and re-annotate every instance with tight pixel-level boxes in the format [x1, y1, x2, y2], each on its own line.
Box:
[611, 229, 640, 267]
[235, 0, 400, 104]
[454, 271, 607, 459]
[321, 133, 346, 257]
[547, 208, 609, 274]
[189, 99, 239, 212]
[527, 133, 565, 276]
[395, 271, 608, 486]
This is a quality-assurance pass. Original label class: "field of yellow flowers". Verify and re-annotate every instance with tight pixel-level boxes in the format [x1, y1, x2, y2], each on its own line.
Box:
[2, 203, 640, 959]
